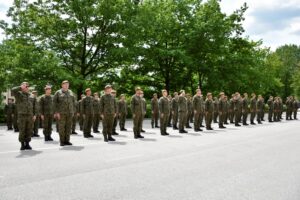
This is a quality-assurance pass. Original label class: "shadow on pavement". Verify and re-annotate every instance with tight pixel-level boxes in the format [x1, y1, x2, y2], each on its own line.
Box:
[87, 138, 102, 141]
[167, 135, 183, 138]
[108, 141, 127, 145]
[60, 146, 84, 151]
[140, 138, 157, 142]
[187, 133, 202, 136]
[44, 141, 59, 144]
[16, 150, 43, 158]
[114, 135, 128, 138]
[143, 132, 156, 135]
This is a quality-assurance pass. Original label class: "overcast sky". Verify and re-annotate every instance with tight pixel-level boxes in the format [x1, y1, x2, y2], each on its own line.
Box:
[1, 0, 300, 50]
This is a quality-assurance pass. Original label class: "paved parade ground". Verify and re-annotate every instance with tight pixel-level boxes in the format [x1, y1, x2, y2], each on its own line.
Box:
[0, 118, 299, 200]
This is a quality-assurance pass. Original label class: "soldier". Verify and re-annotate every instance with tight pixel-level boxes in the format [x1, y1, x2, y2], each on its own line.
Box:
[242, 93, 249, 126]
[92, 92, 101, 133]
[151, 93, 159, 128]
[72, 99, 79, 135]
[13, 99, 19, 132]
[167, 95, 173, 127]
[53, 80, 76, 146]
[249, 93, 257, 125]
[229, 94, 235, 124]
[224, 96, 229, 125]
[178, 90, 188, 133]
[140, 91, 147, 133]
[100, 85, 117, 142]
[256, 95, 264, 124]
[31, 91, 40, 137]
[171, 92, 179, 130]
[186, 94, 193, 128]
[234, 92, 242, 127]
[273, 97, 280, 122]
[78, 94, 85, 130]
[118, 94, 128, 131]
[130, 87, 144, 139]
[267, 96, 274, 122]
[218, 92, 226, 129]
[261, 97, 265, 121]
[193, 88, 203, 132]
[200, 94, 205, 127]
[205, 93, 214, 130]
[11, 82, 37, 150]
[213, 97, 219, 123]
[4, 98, 14, 130]
[293, 97, 299, 120]
[111, 89, 119, 135]
[158, 89, 170, 135]
[279, 97, 284, 119]
[39, 85, 54, 141]
[81, 88, 94, 138]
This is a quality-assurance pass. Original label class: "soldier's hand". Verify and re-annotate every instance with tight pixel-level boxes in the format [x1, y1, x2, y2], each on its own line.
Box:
[114, 113, 116, 118]
[101, 114, 104, 119]
[160, 113, 164, 118]
[152, 111, 154, 114]
[194, 110, 197, 114]
[56, 113, 61, 120]
[33, 116, 36, 122]
[83, 114, 86, 119]
[41, 115, 44, 121]
[132, 114, 135, 118]
[77, 113, 80, 117]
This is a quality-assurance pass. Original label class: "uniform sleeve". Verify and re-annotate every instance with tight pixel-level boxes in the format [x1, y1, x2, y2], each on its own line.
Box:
[81, 99, 85, 114]
[53, 91, 59, 113]
[158, 98, 162, 113]
[39, 97, 44, 115]
[114, 98, 117, 114]
[130, 96, 135, 114]
[99, 97, 104, 114]
[33, 97, 38, 116]
[11, 86, 21, 99]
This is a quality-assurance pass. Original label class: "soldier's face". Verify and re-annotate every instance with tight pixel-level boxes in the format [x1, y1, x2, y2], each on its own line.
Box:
[163, 91, 167, 97]
[197, 91, 201, 96]
[62, 83, 69, 90]
[105, 88, 112, 94]
[45, 89, 51, 95]
[86, 91, 91, 96]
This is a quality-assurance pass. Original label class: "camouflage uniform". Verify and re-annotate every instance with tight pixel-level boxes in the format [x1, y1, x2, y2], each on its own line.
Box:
[100, 93, 117, 141]
[131, 94, 144, 138]
[158, 96, 170, 135]
[250, 97, 257, 124]
[205, 98, 214, 130]
[242, 96, 249, 125]
[171, 96, 179, 129]
[81, 95, 94, 137]
[4, 101, 14, 130]
[218, 97, 226, 128]
[93, 97, 101, 133]
[213, 97, 219, 123]
[118, 99, 128, 130]
[39, 94, 54, 139]
[53, 88, 76, 145]
[72, 101, 79, 134]
[151, 97, 159, 128]
[267, 97, 274, 122]
[293, 99, 298, 120]
[256, 98, 264, 124]
[178, 95, 188, 132]
[193, 94, 203, 131]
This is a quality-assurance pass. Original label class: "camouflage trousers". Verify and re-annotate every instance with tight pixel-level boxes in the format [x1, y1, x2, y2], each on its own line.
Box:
[268, 110, 273, 121]
[83, 114, 93, 136]
[93, 113, 101, 132]
[160, 113, 169, 134]
[218, 112, 226, 127]
[113, 115, 118, 133]
[58, 114, 72, 143]
[151, 111, 159, 127]
[172, 111, 178, 128]
[72, 114, 77, 132]
[102, 114, 114, 140]
[43, 114, 53, 137]
[242, 111, 248, 124]
[6, 114, 13, 129]
[178, 111, 187, 131]
[205, 112, 213, 129]
[33, 115, 39, 135]
[18, 114, 33, 143]
[119, 113, 126, 129]
[250, 111, 256, 123]
[194, 111, 201, 130]
[133, 113, 143, 137]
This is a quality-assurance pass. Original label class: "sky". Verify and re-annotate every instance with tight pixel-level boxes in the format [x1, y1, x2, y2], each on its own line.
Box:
[1, 0, 300, 50]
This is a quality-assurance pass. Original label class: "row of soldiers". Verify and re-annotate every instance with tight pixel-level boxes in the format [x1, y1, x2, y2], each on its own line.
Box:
[4, 81, 299, 150]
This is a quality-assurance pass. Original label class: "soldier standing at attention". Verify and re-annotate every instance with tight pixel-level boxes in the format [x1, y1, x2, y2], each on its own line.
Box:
[267, 96, 274, 122]
[140, 91, 147, 133]
[193, 89, 203, 132]
[218, 92, 226, 129]
[158, 89, 170, 136]
[78, 94, 85, 131]
[178, 90, 188, 133]
[200, 94, 206, 128]
[205, 93, 214, 130]
[53, 80, 76, 146]
[279, 97, 284, 119]
[81, 88, 94, 138]
[130, 87, 144, 139]
[93, 92, 101, 133]
[39, 85, 54, 141]
[11, 82, 37, 150]
[213, 97, 219, 123]
[167, 95, 173, 127]
[234, 93, 242, 127]
[273, 97, 280, 122]
[229, 94, 235, 124]
[186, 94, 193, 128]
[261, 97, 265, 121]
[224, 95, 229, 125]
[4, 98, 14, 130]
[250, 93, 257, 125]
[12, 99, 19, 132]
[151, 93, 159, 128]
[100, 85, 117, 142]
[292, 97, 298, 120]
[242, 93, 249, 126]
[72, 99, 79, 135]
[256, 95, 264, 124]
[32, 91, 40, 137]
[171, 92, 179, 130]
[118, 94, 128, 131]
[111, 89, 119, 135]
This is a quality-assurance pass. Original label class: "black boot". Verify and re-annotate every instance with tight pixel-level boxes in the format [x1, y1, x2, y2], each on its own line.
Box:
[25, 142, 32, 150]
[108, 136, 115, 141]
[20, 142, 26, 151]
[48, 136, 54, 141]
[44, 136, 49, 141]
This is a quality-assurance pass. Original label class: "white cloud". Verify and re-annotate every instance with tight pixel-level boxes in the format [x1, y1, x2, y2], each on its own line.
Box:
[220, 0, 300, 50]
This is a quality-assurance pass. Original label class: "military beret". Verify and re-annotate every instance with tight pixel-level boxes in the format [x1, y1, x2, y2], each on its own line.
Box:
[85, 88, 91, 92]
[62, 80, 69, 84]
[21, 82, 29, 86]
[135, 87, 141, 91]
[44, 85, 52, 90]
[105, 85, 112, 89]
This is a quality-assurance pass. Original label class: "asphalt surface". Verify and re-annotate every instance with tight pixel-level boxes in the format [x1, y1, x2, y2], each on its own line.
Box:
[0, 117, 299, 200]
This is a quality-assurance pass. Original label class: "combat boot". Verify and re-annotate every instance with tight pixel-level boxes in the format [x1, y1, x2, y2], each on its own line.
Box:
[20, 142, 26, 151]
[25, 142, 32, 150]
